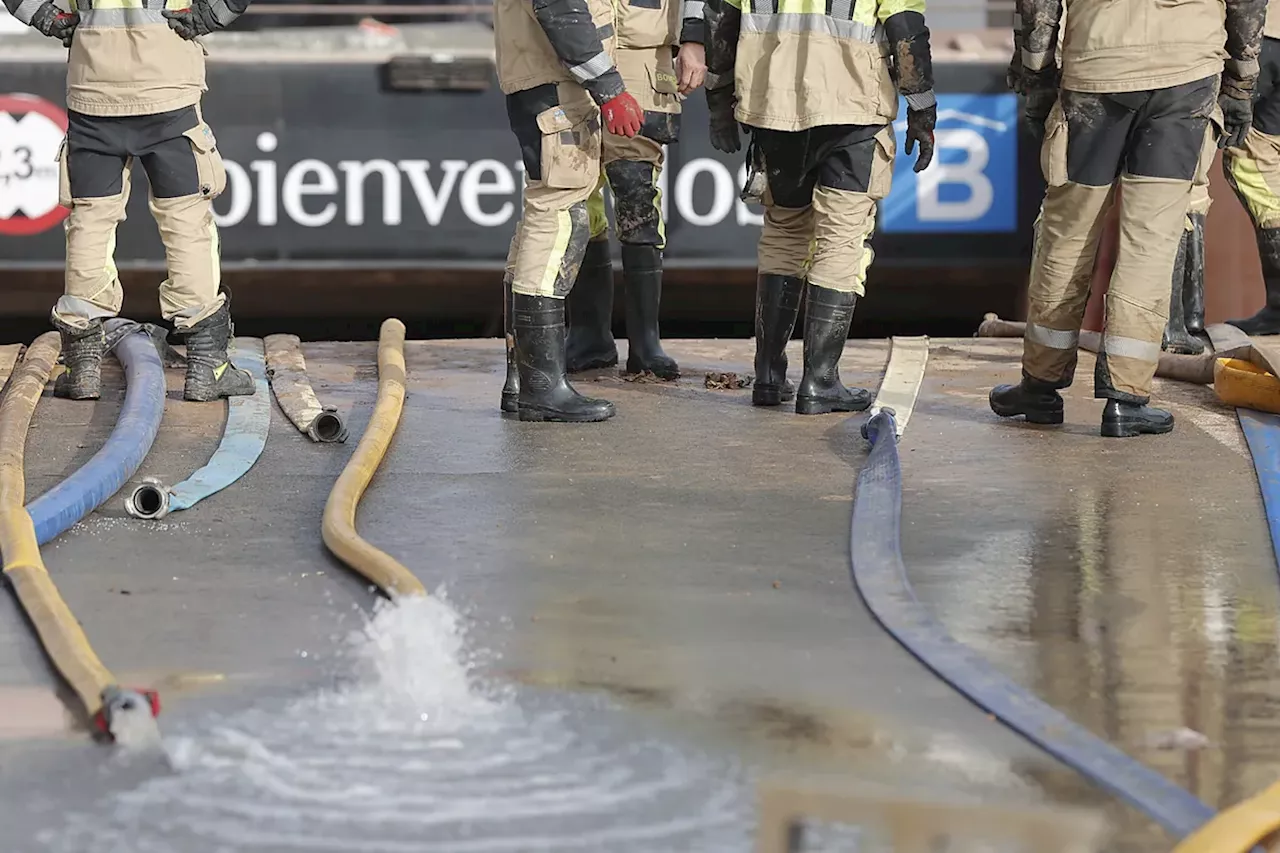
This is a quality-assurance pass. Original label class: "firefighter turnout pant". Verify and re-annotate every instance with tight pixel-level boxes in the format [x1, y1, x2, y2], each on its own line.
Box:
[1224, 38, 1280, 231]
[506, 83, 603, 298]
[751, 123, 896, 296]
[1025, 76, 1215, 403]
[52, 105, 227, 331]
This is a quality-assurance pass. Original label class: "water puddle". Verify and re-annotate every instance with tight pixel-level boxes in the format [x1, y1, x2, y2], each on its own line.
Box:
[37, 594, 752, 852]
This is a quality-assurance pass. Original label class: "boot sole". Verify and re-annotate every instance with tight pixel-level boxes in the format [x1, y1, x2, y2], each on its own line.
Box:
[990, 402, 1064, 424]
[500, 394, 518, 414]
[795, 396, 873, 416]
[1101, 420, 1174, 438]
[624, 364, 679, 381]
[566, 355, 619, 373]
[518, 406, 615, 423]
[753, 387, 784, 406]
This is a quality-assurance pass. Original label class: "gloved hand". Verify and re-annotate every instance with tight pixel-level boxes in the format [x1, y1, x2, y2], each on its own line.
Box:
[1020, 67, 1059, 142]
[601, 92, 644, 138]
[1219, 75, 1254, 150]
[707, 87, 740, 154]
[29, 2, 79, 47]
[163, 0, 220, 40]
[905, 103, 936, 172]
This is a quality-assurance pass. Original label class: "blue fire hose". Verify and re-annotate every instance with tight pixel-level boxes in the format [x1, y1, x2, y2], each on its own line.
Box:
[851, 409, 1217, 839]
[125, 338, 270, 520]
[27, 320, 166, 545]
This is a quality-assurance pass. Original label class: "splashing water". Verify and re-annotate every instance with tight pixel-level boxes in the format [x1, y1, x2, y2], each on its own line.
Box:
[38, 594, 752, 853]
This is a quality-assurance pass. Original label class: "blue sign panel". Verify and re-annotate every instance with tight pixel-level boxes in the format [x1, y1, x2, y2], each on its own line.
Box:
[880, 93, 1019, 234]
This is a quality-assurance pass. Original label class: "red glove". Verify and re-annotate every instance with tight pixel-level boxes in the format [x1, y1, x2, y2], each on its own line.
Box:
[601, 92, 644, 138]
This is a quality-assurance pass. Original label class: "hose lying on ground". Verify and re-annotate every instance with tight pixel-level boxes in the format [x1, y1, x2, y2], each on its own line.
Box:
[125, 338, 270, 520]
[976, 313, 1253, 385]
[321, 318, 425, 598]
[27, 321, 166, 544]
[264, 333, 347, 442]
[0, 333, 158, 737]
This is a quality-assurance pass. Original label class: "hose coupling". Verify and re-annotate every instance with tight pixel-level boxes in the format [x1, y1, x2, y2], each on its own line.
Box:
[306, 407, 348, 443]
[125, 477, 172, 520]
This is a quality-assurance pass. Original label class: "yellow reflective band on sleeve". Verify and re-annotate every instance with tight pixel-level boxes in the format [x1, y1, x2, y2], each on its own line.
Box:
[875, 0, 925, 22]
[724, 0, 743, 10]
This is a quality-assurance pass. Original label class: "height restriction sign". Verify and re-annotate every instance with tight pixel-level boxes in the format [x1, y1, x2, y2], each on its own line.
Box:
[0, 93, 69, 236]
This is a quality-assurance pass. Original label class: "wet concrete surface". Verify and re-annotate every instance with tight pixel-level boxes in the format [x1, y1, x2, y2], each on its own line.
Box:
[0, 336, 1275, 851]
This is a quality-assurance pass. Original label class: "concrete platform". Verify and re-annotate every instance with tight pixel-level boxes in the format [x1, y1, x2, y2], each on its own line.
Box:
[0, 337, 1276, 851]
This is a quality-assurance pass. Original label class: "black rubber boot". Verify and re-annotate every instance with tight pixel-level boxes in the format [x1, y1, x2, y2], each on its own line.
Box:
[1162, 230, 1204, 355]
[1229, 226, 1280, 335]
[501, 269, 519, 413]
[796, 286, 871, 415]
[1100, 399, 1174, 437]
[52, 317, 103, 401]
[514, 294, 615, 423]
[621, 244, 679, 379]
[1183, 212, 1206, 335]
[988, 376, 1064, 424]
[178, 299, 256, 402]
[565, 240, 619, 373]
[752, 274, 802, 406]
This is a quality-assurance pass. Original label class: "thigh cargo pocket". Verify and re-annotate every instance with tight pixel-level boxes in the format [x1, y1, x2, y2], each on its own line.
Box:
[56, 137, 71, 208]
[1195, 103, 1224, 186]
[1039, 102, 1069, 187]
[868, 126, 896, 200]
[182, 123, 227, 199]
[536, 106, 601, 190]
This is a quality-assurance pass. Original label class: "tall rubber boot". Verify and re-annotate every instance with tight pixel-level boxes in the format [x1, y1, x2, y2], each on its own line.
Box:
[514, 294, 615, 423]
[501, 269, 519, 413]
[1183, 212, 1206, 335]
[1101, 399, 1174, 437]
[621, 245, 679, 379]
[1229, 226, 1280, 335]
[795, 285, 871, 415]
[52, 317, 103, 400]
[989, 376, 1064, 424]
[1162, 230, 1204, 355]
[752, 274, 802, 406]
[565, 239, 619, 373]
[177, 300, 256, 402]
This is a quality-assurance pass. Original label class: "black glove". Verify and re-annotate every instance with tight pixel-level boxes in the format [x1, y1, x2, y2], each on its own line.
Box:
[1019, 67, 1059, 142]
[29, 2, 79, 47]
[1219, 75, 1255, 149]
[905, 103, 935, 172]
[707, 87, 741, 154]
[163, 0, 220, 40]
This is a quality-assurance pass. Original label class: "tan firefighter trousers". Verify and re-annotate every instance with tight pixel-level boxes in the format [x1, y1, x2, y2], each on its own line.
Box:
[1025, 77, 1216, 403]
[750, 123, 896, 296]
[53, 104, 227, 331]
[1221, 38, 1280, 230]
[506, 83, 604, 298]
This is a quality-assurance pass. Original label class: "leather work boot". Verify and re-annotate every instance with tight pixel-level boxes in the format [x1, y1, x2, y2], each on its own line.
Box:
[565, 239, 619, 373]
[988, 376, 1064, 424]
[1100, 399, 1174, 437]
[1229, 226, 1280, 335]
[501, 269, 519, 413]
[621, 244, 679, 379]
[795, 285, 871, 415]
[1162, 229, 1204, 355]
[752, 274, 802, 406]
[52, 316, 104, 400]
[1183, 212, 1206, 335]
[514, 293, 615, 423]
[177, 300, 256, 402]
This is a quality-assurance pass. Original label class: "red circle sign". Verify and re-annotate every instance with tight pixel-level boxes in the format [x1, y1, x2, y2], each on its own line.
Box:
[0, 93, 70, 236]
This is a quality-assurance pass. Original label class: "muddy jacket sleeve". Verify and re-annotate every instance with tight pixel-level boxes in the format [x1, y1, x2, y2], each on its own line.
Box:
[1223, 0, 1266, 93]
[531, 0, 626, 104]
[3, 0, 48, 25]
[1016, 0, 1063, 74]
[705, 0, 741, 93]
[681, 0, 706, 44]
[206, 0, 253, 28]
[879, 0, 933, 108]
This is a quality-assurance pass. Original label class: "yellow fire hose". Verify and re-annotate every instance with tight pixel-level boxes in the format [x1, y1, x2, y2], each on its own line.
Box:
[321, 318, 426, 598]
[1170, 780, 1280, 853]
